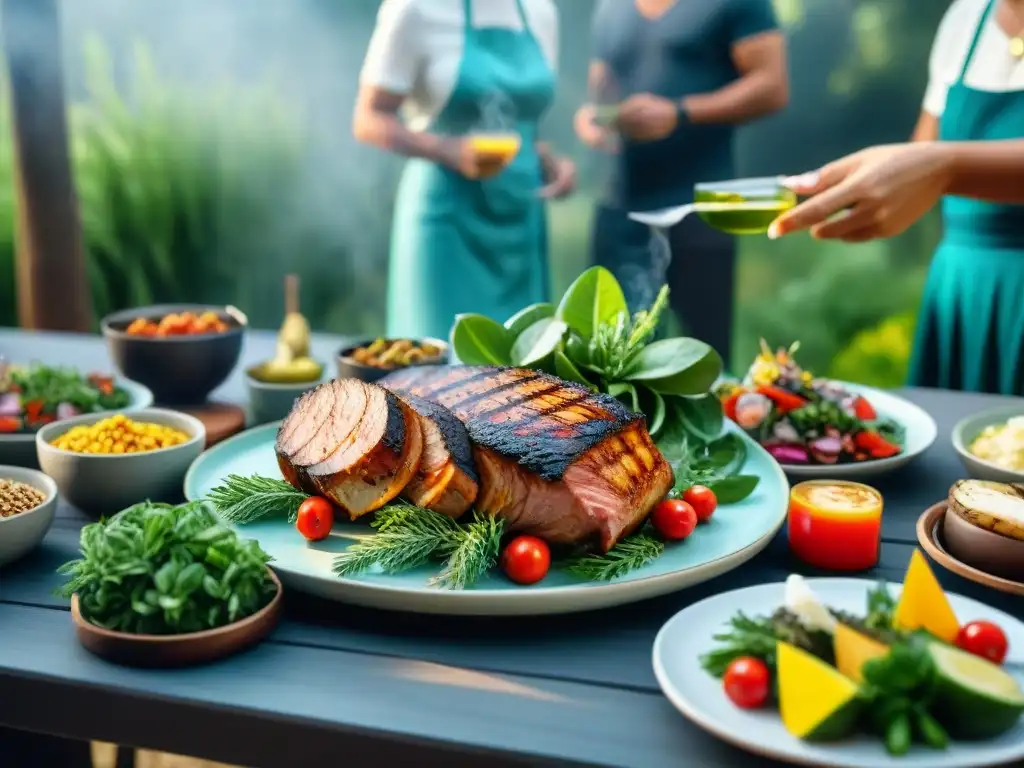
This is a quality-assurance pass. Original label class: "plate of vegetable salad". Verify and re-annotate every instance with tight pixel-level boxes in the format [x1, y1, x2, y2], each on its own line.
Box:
[715, 341, 936, 478]
[0, 360, 153, 465]
[653, 551, 1024, 767]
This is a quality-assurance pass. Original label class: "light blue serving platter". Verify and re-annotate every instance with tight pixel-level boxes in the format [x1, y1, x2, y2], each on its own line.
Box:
[184, 422, 789, 616]
[654, 579, 1024, 767]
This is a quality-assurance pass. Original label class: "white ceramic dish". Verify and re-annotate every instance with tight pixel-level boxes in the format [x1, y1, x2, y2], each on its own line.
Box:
[0, 465, 58, 567]
[184, 422, 791, 616]
[951, 405, 1024, 484]
[653, 578, 1024, 768]
[0, 377, 154, 467]
[37, 408, 205, 518]
[779, 384, 937, 479]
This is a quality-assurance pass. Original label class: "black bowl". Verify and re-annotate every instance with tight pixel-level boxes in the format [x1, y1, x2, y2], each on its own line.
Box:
[101, 304, 247, 405]
[336, 337, 449, 383]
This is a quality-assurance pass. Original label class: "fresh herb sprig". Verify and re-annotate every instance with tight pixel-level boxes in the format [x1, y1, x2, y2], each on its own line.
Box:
[207, 473, 308, 524]
[332, 505, 506, 590]
[56, 500, 276, 635]
[563, 533, 664, 581]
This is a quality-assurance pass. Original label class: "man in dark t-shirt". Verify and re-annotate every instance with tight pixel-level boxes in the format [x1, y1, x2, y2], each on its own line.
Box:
[575, 0, 788, 365]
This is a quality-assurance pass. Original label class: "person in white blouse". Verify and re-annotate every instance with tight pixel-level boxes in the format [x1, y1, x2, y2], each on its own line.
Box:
[354, 0, 575, 340]
[774, 0, 1024, 395]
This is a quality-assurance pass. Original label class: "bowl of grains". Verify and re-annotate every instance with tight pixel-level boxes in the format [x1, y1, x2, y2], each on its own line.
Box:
[0, 465, 58, 568]
[36, 409, 205, 518]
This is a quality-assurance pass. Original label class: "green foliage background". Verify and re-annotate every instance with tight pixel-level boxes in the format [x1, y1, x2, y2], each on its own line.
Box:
[1, 0, 949, 387]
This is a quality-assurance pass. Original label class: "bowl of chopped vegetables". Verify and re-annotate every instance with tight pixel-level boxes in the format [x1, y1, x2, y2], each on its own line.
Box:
[336, 337, 448, 383]
[0, 360, 153, 468]
[0, 465, 58, 568]
[101, 304, 247, 405]
[58, 500, 282, 667]
[36, 410, 205, 517]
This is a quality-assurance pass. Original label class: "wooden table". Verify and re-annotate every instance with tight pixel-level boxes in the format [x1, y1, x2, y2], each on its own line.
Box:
[2, 328, 1022, 768]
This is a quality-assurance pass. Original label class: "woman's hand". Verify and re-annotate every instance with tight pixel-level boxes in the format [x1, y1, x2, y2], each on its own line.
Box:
[574, 105, 617, 151]
[438, 138, 513, 180]
[539, 153, 576, 199]
[614, 94, 679, 142]
[768, 142, 955, 242]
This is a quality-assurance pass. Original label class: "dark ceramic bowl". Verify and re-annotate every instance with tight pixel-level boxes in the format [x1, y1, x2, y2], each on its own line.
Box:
[336, 337, 448, 383]
[101, 304, 247, 405]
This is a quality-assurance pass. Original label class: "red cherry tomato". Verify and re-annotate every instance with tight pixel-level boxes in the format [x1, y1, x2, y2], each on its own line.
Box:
[956, 621, 1009, 665]
[502, 535, 551, 585]
[723, 656, 770, 709]
[651, 499, 698, 541]
[296, 496, 334, 541]
[682, 485, 717, 523]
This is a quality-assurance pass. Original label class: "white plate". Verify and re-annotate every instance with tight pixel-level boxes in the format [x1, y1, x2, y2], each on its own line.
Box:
[653, 578, 1024, 767]
[779, 384, 937, 479]
[0, 378, 154, 467]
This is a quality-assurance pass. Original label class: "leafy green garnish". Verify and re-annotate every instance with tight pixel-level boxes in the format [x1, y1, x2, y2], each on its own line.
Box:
[332, 505, 506, 590]
[56, 500, 276, 635]
[206, 473, 308, 524]
[5, 363, 130, 426]
[563, 533, 664, 581]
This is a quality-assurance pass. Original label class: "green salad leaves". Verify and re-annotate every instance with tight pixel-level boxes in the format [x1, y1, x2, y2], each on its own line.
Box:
[57, 500, 276, 635]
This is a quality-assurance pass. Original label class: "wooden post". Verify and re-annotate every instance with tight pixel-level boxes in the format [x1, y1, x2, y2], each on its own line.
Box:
[2, 0, 92, 331]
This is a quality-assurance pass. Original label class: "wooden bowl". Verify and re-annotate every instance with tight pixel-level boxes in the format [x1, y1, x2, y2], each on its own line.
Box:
[917, 502, 1024, 597]
[70, 569, 283, 667]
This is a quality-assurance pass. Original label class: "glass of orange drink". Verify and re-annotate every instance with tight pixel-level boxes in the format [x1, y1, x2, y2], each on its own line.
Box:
[468, 132, 521, 177]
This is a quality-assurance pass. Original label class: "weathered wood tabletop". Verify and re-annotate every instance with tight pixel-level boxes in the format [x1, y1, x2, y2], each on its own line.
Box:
[1, 328, 1022, 768]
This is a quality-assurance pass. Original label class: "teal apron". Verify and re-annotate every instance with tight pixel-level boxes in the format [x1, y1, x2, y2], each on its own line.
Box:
[909, 0, 1024, 393]
[386, 0, 555, 340]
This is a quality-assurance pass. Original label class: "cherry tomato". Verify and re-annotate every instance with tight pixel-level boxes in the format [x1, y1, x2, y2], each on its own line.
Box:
[501, 535, 551, 585]
[723, 656, 770, 709]
[956, 621, 1008, 665]
[651, 499, 698, 541]
[851, 395, 877, 421]
[296, 496, 334, 541]
[683, 485, 717, 523]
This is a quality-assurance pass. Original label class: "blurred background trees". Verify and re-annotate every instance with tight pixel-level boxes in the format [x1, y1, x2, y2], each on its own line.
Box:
[0, 0, 951, 385]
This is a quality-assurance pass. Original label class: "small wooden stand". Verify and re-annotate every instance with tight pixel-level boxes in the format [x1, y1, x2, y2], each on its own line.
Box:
[177, 401, 247, 447]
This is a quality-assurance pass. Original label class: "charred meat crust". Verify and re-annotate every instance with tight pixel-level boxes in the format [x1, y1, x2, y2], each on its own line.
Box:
[395, 392, 478, 484]
[381, 365, 642, 481]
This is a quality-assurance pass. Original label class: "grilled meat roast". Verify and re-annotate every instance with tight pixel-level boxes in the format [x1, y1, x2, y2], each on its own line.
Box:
[274, 366, 674, 551]
[275, 378, 423, 518]
[399, 392, 479, 517]
[382, 366, 673, 551]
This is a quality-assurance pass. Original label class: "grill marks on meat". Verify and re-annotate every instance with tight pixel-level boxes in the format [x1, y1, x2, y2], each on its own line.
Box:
[275, 379, 423, 519]
[381, 365, 674, 551]
[380, 365, 642, 480]
[398, 393, 479, 517]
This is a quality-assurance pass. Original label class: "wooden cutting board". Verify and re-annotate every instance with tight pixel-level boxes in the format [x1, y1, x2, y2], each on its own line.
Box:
[175, 401, 246, 447]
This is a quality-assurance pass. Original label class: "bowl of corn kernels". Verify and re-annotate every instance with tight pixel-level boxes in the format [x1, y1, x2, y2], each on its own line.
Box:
[36, 410, 205, 517]
[0, 465, 58, 568]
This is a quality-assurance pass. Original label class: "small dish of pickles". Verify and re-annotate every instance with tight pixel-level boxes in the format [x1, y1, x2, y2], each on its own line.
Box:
[337, 337, 448, 383]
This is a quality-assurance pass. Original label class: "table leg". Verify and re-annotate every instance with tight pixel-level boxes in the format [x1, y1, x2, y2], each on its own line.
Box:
[0, 726, 93, 765]
[115, 744, 137, 768]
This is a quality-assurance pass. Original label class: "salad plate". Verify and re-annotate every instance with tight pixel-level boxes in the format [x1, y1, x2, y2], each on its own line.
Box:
[718, 342, 936, 479]
[0, 362, 153, 467]
[183, 421, 790, 616]
[653, 575, 1024, 767]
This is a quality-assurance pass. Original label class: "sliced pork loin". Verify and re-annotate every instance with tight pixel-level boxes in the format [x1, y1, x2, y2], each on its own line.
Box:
[396, 393, 479, 517]
[381, 365, 674, 552]
[275, 378, 423, 519]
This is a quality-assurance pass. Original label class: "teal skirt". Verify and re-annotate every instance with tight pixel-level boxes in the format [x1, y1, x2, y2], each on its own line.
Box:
[909, 231, 1024, 394]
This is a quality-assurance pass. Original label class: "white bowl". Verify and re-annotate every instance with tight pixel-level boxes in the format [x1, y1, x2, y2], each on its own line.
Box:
[0, 377, 154, 468]
[36, 408, 205, 518]
[952, 405, 1024, 483]
[0, 465, 58, 567]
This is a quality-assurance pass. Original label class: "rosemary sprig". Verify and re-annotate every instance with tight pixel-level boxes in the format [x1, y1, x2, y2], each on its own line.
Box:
[206, 474, 308, 524]
[588, 285, 671, 378]
[430, 512, 505, 590]
[563, 533, 665, 581]
[332, 502, 462, 578]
